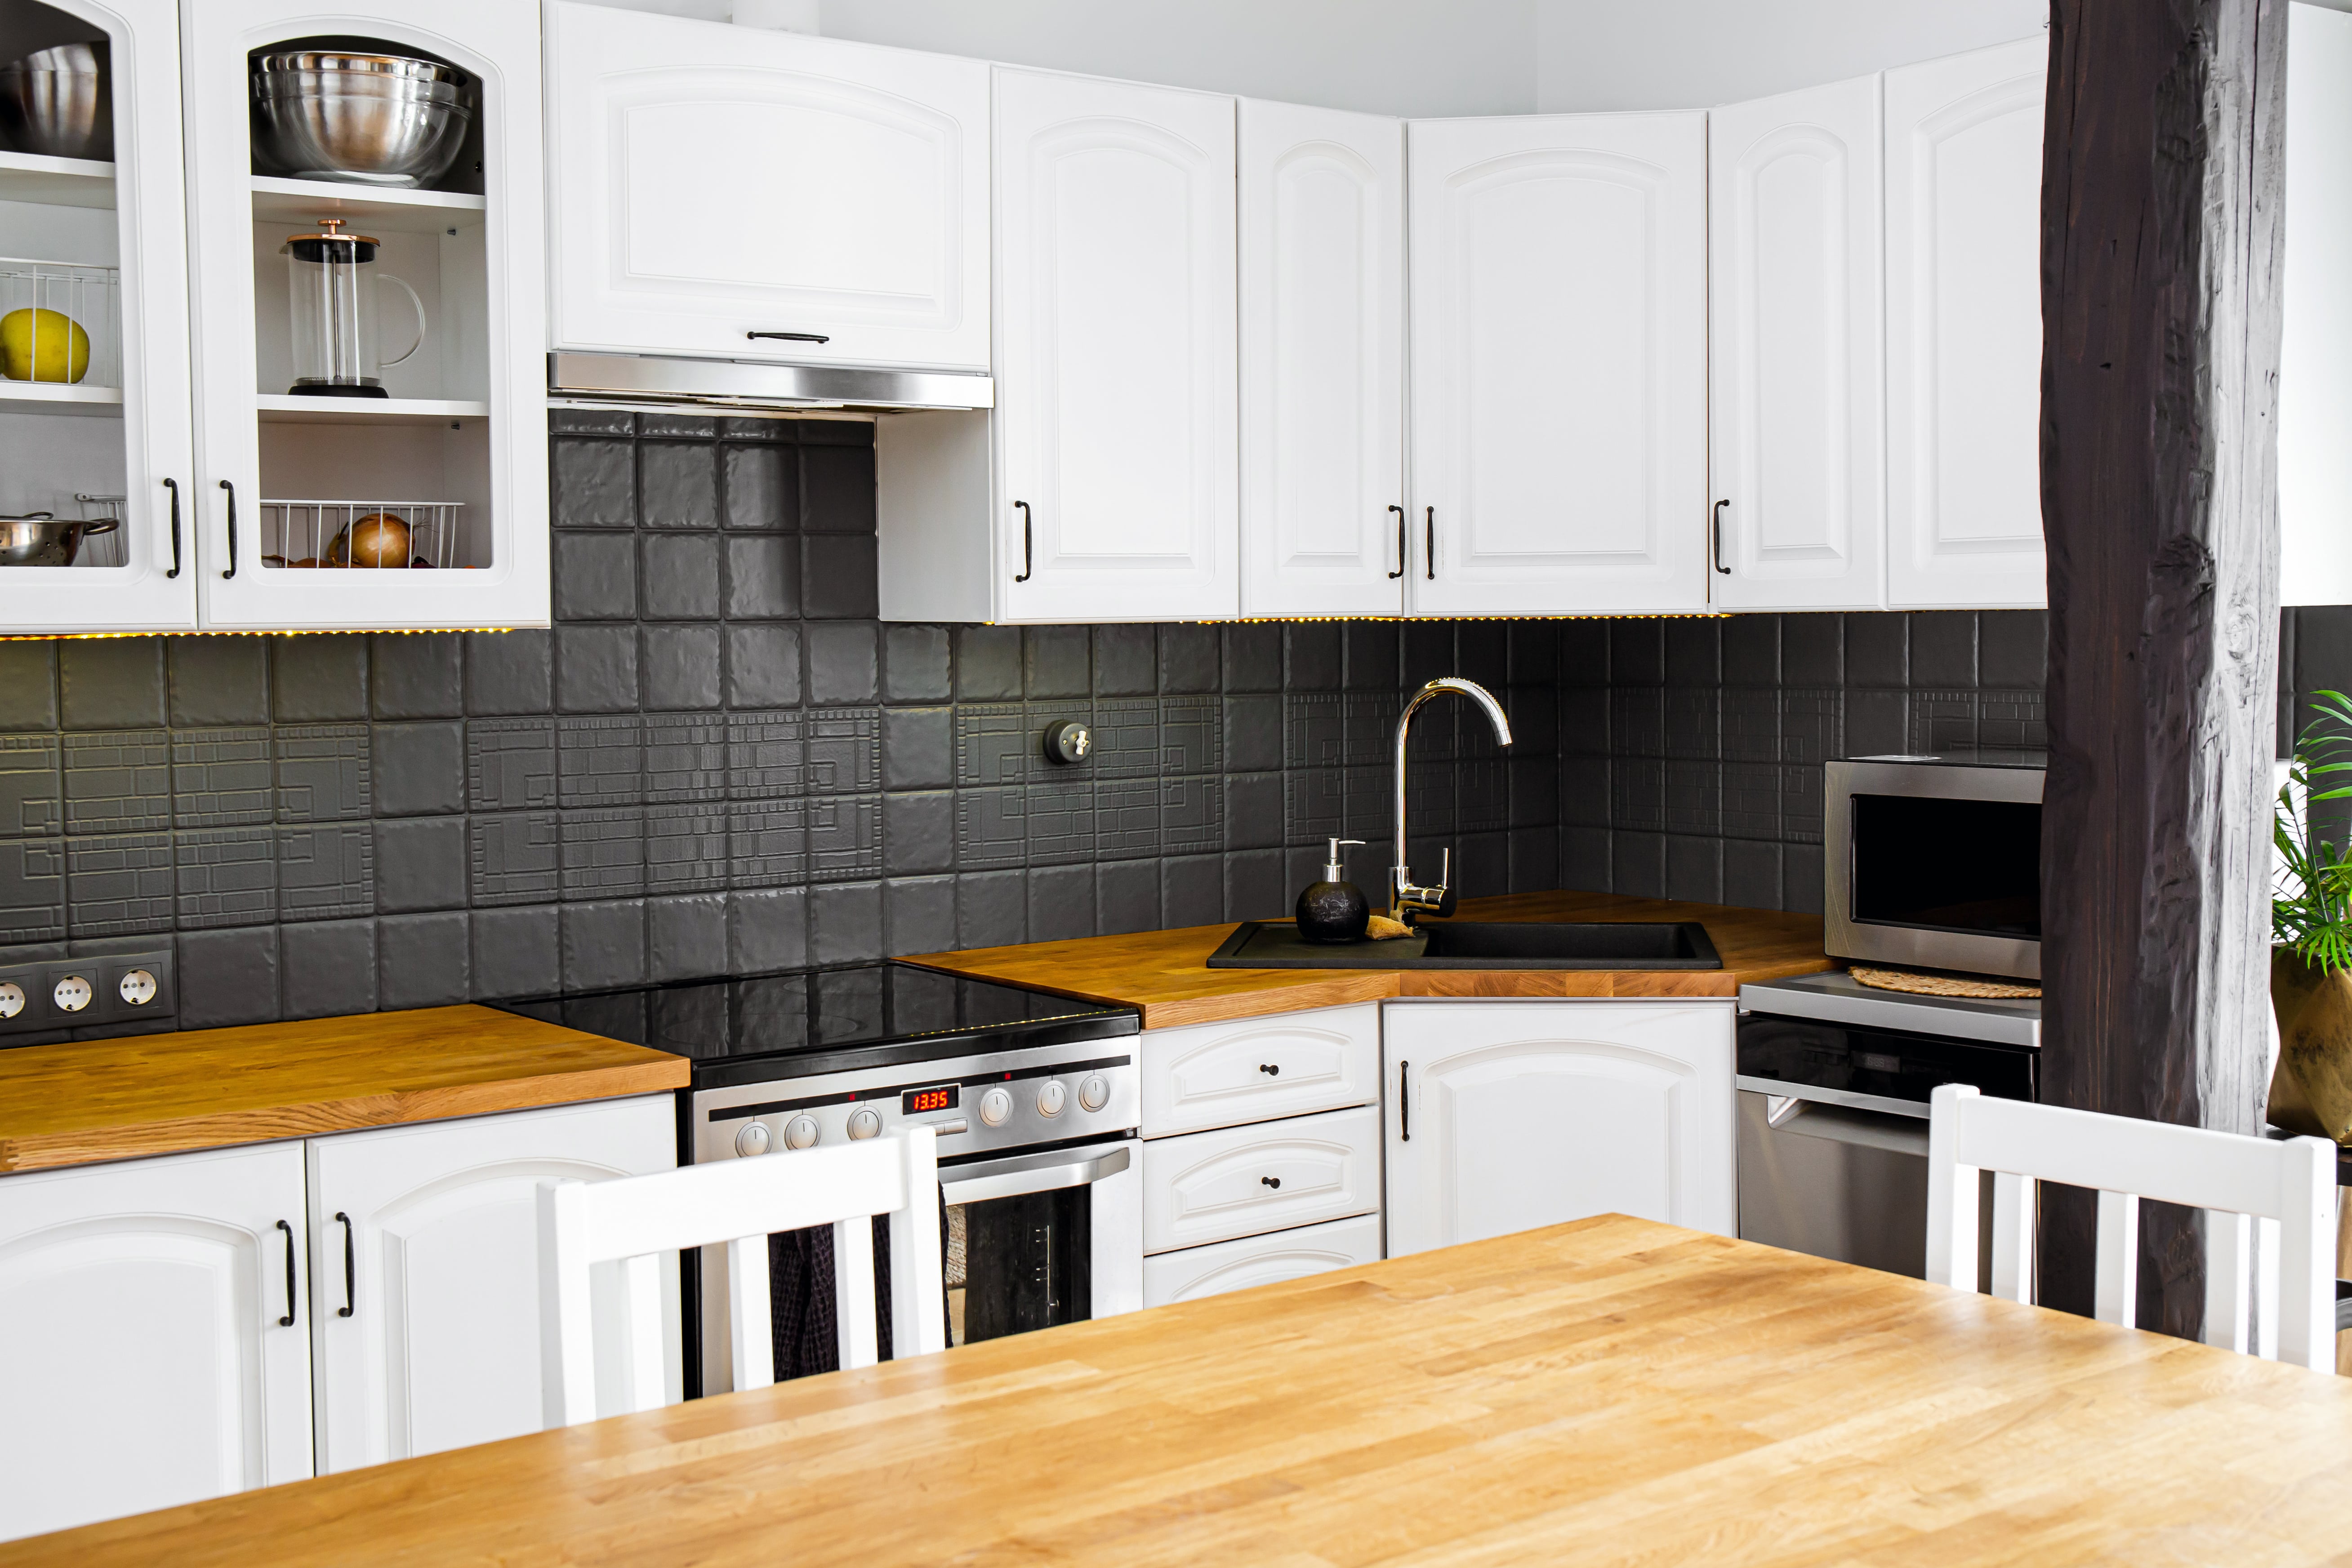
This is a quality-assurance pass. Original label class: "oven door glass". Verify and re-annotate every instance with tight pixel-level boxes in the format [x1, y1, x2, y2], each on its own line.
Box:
[945, 1185, 1090, 1347]
[1849, 793, 2041, 937]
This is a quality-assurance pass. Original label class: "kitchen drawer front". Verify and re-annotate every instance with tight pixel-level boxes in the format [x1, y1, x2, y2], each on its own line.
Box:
[1141, 1003, 1380, 1138]
[1142, 1214, 1382, 1308]
[1142, 1105, 1381, 1255]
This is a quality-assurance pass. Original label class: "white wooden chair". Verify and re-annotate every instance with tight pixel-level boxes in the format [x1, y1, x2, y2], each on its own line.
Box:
[1927, 1083, 2339, 1369]
[536, 1126, 945, 1427]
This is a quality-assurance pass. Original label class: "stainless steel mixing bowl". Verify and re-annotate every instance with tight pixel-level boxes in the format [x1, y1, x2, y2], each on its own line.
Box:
[0, 42, 111, 161]
[0, 513, 117, 567]
[250, 51, 472, 188]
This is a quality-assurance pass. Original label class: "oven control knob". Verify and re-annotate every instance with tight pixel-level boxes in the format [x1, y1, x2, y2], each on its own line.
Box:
[847, 1107, 882, 1140]
[783, 1114, 821, 1150]
[978, 1086, 1013, 1127]
[735, 1121, 772, 1158]
[1078, 1074, 1110, 1113]
[1036, 1080, 1067, 1118]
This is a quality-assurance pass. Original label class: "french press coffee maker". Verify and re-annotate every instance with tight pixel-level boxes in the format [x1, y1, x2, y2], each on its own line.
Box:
[283, 217, 425, 396]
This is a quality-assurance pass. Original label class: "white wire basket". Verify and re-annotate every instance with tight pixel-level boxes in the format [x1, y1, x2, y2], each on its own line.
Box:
[259, 500, 464, 569]
[0, 258, 121, 390]
[72, 493, 125, 568]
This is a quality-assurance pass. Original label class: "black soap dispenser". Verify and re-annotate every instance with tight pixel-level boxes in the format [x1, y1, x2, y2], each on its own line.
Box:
[1296, 837, 1370, 944]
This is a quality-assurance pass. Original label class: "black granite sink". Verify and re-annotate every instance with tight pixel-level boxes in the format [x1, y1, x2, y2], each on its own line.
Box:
[1204, 920, 1722, 970]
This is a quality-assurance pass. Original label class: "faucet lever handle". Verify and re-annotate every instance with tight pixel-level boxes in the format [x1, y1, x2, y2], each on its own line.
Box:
[1432, 848, 1457, 918]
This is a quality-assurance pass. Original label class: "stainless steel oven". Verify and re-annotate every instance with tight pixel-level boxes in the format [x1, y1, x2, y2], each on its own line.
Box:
[1825, 751, 2044, 980]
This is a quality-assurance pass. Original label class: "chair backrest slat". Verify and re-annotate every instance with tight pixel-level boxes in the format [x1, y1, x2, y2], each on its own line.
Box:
[537, 1127, 945, 1427]
[1927, 1084, 2339, 1371]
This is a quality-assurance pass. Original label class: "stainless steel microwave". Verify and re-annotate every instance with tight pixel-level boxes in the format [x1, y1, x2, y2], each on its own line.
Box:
[1824, 753, 2044, 980]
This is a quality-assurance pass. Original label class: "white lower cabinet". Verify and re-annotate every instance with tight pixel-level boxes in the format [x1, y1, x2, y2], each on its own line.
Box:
[1142, 1214, 1382, 1308]
[1142, 1105, 1381, 1255]
[1140, 1002, 1381, 1138]
[1382, 1001, 1736, 1258]
[0, 1141, 314, 1542]
[307, 1096, 675, 1473]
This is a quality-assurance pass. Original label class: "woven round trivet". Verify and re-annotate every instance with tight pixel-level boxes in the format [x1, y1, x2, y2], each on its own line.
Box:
[1848, 965, 2041, 1000]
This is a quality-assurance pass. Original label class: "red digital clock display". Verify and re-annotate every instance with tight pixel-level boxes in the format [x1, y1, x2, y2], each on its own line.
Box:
[901, 1084, 960, 1115]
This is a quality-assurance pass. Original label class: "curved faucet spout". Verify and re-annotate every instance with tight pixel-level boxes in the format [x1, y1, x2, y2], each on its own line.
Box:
[1391, 678, 1513, 920]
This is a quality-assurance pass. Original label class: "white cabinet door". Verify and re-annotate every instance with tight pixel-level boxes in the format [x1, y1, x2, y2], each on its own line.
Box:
[1140, 1002, 1381, 1138]
[1709, 75, 1886, 611]
[1141, 1213, 1381, 1307]
[1141, 1105, 1381, 1255]
[1238, 99, 1407, 617]
[995, 67, 1238, 623]
[307, 1095, 674, 1473]
[1383, 1001, 1735, 1259]
[0, 0, 198, 633]
[1406, 113, 1707, 617]
[1883, 37, 2046, 610]
[0, 1142, 312, 1541]
[2281, 2, 2352, 607]
[181, 0, 550, 630]
[544, 3, 989, 372]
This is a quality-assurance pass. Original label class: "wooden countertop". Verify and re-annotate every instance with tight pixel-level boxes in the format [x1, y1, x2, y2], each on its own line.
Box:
[27, 1213, 2352, 1566]
[0, 1005, 688, 1175]
[905, 889, 1834, 1028]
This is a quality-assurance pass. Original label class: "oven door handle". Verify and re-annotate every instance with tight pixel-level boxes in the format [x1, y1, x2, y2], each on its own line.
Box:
[939, 1141, 1132, 1205]
[1735, 1074, 1929, 1121]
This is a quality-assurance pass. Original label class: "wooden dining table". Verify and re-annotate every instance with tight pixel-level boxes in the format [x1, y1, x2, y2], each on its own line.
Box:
[15, 1213, 2352, 1565]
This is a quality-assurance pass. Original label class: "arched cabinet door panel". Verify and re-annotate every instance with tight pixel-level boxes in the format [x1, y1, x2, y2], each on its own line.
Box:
[306, 1094, 676, 1473]
[1708, 73, 1886, 611]
[1383, 1001, 1734, 1259]
[1141, 1214, 1382, 1306]
[0, 1141, 312, 1541]
[545, 3, 989, 372]
[1883, 36, 2047, 610]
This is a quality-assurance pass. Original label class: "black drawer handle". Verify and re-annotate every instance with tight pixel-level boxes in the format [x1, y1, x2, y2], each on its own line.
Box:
[162, 477, 181, 579]
[746, 330, 830, 344]
[219, 479, 238, 580]
[1387, 504, 1406, 579]
[1400, 1060, 1410, 1141]
[336, 1211, 356, 1318]
[1261, 1176, 1281, 1189]
[1012, 499, 1033, 583]
[275, 1219, 296, 1326]
[1259, 1063, 1279, 1077]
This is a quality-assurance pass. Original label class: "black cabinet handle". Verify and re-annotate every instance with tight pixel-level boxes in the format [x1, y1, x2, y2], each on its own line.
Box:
[162, 477, 181, 579]
[1386, 504, 1406, 579]
[1261, 1176, 1281, 1189]
[1399, 1061, 1410, 1141]
[1012, 499, 1033, 583]
[336, 1211, 356, 1319]
[219, 479, 238, 580]
[1423, 508, 1435, 580]
[746, 330, 830, 344]
[275, 1219, 296, 1327]
[1712, 499, 1731, 575]
[1259, 1062, 1279, 1077]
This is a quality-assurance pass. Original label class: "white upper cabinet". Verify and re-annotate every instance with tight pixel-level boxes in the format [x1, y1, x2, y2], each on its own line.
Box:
[1883, 37, 2047, 610]
[2281, 2, 2352, 607]
[544, 4, 989, 373]
[993, 67, 1238, 623]
[0, 0, 197, 634]
[1708, 74, 1886, 611]
[307, 1096, 675, 1474]
[0, 1142, 313, 1542]
[1383, 1001, 1735, 1259]
[180, 0, 549, 630]
[1238, 99, 1407, 618]
[1406, 112, 1707, 617]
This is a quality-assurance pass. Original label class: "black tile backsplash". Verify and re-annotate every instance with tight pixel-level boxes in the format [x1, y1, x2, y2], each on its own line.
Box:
[1556, 609, 2050, 916]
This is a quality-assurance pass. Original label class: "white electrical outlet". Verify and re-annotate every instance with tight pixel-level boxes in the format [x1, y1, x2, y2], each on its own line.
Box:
[52, 975, 92, 1013]
[0, 982, 21, 1019]
[118, 969, 157, 1006]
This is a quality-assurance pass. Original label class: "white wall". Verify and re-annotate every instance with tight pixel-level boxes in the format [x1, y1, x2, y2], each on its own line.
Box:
[570, 0, 1542, 117]
[1534, 0, 2046, 112]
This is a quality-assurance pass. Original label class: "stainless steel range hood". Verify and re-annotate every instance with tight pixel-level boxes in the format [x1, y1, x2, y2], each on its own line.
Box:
[548, 352, 994, 414]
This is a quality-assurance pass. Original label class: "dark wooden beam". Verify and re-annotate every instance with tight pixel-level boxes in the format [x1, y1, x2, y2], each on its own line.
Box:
[2039, 0, 2286, 1331]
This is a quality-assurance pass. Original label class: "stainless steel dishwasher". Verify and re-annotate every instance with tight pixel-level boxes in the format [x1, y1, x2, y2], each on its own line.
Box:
[1737, 972, 2040, 1278]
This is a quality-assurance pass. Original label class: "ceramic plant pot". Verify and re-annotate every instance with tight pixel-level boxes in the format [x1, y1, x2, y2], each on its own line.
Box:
[2269, 948, 2352, 1142]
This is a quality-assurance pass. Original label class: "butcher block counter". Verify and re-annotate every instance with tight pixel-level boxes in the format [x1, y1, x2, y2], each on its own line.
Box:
[905, 890, 1834, 1029]
[0, 1004, 688, 1175]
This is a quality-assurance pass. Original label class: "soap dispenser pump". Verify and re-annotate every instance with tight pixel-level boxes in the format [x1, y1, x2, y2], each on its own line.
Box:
[1295, 837, 1370, 944]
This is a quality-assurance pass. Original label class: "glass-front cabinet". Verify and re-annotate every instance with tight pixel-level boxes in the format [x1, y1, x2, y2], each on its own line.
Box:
[0, 0, 197, 632]
[0, 0, 547, 635]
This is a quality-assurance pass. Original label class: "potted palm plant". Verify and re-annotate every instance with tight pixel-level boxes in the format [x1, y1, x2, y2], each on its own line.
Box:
[2272, 689, 2352, 1141]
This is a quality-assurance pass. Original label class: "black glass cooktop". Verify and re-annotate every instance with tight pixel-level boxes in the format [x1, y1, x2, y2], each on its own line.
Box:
[492, 961, 1135, 1074]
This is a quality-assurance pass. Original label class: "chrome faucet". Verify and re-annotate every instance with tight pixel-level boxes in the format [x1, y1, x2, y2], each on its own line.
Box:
[1390, 677, 1513, 922]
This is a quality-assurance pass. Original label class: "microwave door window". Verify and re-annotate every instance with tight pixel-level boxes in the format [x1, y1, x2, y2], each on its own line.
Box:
[1849, 794, 2041, 937]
